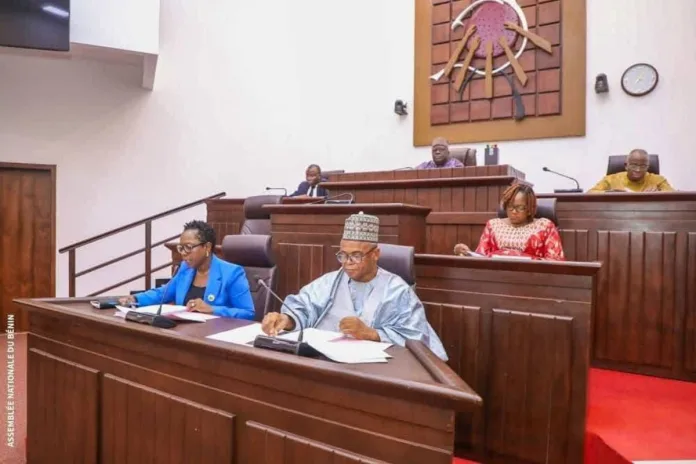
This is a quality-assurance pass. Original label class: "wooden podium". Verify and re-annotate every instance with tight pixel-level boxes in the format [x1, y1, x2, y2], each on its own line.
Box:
[17, 298, 481, 464]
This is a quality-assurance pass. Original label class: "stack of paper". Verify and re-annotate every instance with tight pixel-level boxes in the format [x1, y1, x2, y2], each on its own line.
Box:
[207, 323, 264, 345]
[115, 305, 219, 322]
[206, 324, 392, 364]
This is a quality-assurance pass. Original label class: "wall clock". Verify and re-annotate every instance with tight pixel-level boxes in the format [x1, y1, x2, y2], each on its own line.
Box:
[621, 63, 659, 97]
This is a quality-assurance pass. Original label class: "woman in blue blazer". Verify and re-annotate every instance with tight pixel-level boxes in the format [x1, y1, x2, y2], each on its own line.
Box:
[119, 220, 255, 319]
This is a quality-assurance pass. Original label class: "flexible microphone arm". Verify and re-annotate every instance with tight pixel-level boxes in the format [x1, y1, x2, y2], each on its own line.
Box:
[265, 187, 288, 196]
[125, 266, 181, 329]
[252, 277, 322, 358]
[256, 277, 304, 342]
[307, 192, 355, 205]
[542, 166, 581, 191]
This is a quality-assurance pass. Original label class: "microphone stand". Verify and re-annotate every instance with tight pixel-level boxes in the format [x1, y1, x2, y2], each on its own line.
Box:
[307, 192, 355, 205]
[542, 167, 583, 193]
[252, 277, 322, 358]
[125, 266, 180, 329]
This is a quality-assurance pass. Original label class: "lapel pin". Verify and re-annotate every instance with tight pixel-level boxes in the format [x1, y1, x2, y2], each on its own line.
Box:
[207, 294, 215, 302]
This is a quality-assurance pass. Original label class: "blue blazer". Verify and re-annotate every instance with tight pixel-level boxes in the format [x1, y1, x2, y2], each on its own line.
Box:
[134, 255, 255, 320]
[291, 180, 327, 197]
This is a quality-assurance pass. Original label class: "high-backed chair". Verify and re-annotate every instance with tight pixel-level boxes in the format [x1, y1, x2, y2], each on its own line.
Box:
[240, 195, 283, 235]
[221, 234, 277, 321]
[450, 147, 477, 167]
[607, 154, 660, 175]
[377, 243, 415, 286]
[497, 198, 558, 226]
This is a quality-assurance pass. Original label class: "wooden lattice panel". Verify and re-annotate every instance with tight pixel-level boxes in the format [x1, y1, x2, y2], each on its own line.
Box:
[414, 0, 585, 145]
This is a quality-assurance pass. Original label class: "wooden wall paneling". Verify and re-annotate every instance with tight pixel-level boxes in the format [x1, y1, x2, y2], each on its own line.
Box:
[101, 374, 234, 464]
[27, 348, 99, 463]
[685, 232, 696, 374]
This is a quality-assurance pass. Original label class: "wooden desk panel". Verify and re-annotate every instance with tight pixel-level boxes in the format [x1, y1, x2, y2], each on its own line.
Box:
[537, 193, 696, 381]
[325, 165, 525, 182]
[18, 298, 480, 464]
[421, 193, 696, 382]
[322, 166, 526, 213]
[205, 198, 245, 240]
[416, 256, 599, 464]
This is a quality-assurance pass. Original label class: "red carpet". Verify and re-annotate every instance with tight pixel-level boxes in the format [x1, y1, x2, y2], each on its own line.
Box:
[587, 368, 696, 461]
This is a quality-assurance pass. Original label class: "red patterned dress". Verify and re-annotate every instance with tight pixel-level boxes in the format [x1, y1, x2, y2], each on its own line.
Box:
[475, 218, 565, 261]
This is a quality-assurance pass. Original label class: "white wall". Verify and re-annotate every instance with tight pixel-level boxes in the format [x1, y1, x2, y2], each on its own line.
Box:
[71, 0, 159, 54]
[0, 0, 694, 297]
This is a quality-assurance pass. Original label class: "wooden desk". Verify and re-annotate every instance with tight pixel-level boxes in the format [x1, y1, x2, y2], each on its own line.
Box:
[17, 298, 481, 464]
[325, 165, 525, 183]
[256, 207, 598, 464]
[416, 255, 599, 464]
[206, 198, 245, 240]
[322, 169, 525, 213]
[265, 203, 431, 307]
[536, 192, 696, 382]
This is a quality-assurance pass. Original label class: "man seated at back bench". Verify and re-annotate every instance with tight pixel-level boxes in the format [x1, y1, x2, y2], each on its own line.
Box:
[588, 149, 674, 193]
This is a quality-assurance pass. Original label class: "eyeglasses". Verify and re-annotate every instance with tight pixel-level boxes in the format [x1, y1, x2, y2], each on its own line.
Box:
[177, 243, 204, 254]
[506, 205, 527, 213]
[336, 247, 377, 264]
[626, 163, 649, 171]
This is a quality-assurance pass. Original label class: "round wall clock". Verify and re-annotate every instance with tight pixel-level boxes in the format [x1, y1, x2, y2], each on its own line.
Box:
[621, 63, 659, 97]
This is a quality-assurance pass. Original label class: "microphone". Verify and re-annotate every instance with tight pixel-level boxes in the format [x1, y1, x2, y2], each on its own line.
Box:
[265, 187, 288, 196]
[542, 167, 582, 193]
[252, 276, 321, 358]
[307, 192, 355, 205]
[125, 265, 180, 329]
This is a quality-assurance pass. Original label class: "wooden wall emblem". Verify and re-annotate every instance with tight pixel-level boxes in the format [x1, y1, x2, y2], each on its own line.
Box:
[414, 0, 586, 145]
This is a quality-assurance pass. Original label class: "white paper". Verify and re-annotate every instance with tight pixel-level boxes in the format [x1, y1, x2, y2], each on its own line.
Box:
[115, 305, 219, 322]
[467, 251, 484, 257]
[280, 328, 392, 364]
[168, 312, 219, 322]
[207, 323, 264, 345]
[491, 254, 533, 261]
[116, 304, 187, 315]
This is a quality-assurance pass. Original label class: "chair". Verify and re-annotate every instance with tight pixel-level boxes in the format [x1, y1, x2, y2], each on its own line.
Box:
[607, 154, 660, 175]
[450, 147, 477, 167]
[497, 198, 558, 226]
[240, 195, 283, 235]
[377, 243, 415, 286]
[221, 234, 277, 321]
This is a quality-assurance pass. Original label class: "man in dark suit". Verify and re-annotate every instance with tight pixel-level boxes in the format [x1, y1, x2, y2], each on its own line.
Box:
[291, 164, 327, 197]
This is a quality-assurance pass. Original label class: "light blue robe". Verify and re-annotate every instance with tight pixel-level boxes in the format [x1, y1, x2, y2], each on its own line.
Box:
[281, 268, 448, 361]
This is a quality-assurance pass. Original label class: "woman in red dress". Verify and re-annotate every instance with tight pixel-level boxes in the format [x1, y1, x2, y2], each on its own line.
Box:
[453, 183, 565, 261]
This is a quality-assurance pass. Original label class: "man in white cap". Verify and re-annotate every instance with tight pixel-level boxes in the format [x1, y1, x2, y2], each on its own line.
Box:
[261, 212, 448, 360]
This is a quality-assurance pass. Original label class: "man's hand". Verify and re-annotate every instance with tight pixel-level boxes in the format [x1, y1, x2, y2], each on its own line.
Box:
[186, 298, 213, 314]
[453, 243, 470, 256]
[339, 317, 380, 341]
[261, 312, 294, 336]
[118, 295, 136, 306]
[643, 186, 659, 192]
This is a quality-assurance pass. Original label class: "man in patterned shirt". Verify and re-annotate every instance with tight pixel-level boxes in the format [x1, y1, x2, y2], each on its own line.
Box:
[415, 137, 464, 169]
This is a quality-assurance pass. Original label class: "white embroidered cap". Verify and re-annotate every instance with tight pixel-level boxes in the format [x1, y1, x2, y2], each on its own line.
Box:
[342, 212, 379, 243]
